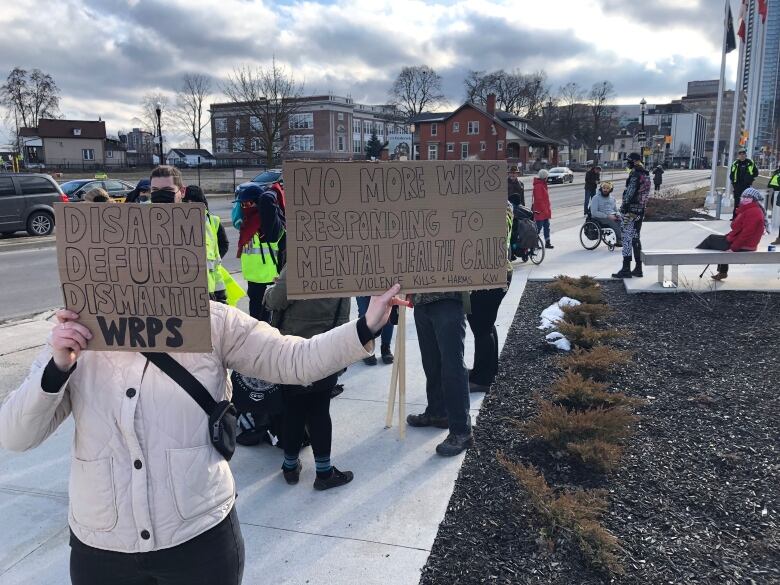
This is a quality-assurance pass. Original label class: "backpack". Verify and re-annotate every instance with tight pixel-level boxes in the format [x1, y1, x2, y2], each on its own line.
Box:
[637, 171, 652, 206]
[230, 371, 288, 447]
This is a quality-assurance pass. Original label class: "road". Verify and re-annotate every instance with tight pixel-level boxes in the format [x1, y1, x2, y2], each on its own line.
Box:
[0, 170, 710, 322]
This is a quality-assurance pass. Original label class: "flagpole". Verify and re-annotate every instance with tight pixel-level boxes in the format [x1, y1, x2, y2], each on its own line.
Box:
[726, 1, 747, 218]
[745, 0, 762, 158]
[711, 0, 730, 219]
[748, 5, 767, 163]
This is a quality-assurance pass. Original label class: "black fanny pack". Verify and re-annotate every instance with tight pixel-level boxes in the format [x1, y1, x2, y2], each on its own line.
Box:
[142, 352, 237, 461]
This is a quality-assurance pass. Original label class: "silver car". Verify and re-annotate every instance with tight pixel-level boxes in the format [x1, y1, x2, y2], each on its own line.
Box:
[547, 167, 574, 184]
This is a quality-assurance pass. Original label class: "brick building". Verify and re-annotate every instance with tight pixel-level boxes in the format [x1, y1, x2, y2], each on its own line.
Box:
[411, 94, 560, 168]
[209, 95, 408, 164]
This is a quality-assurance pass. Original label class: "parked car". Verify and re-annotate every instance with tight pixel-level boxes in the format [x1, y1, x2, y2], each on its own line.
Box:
[547, 167, 574, 184]
[235, 168, 284, 199]
[60, 179, 136, 202]
[0, 173, 68, 236]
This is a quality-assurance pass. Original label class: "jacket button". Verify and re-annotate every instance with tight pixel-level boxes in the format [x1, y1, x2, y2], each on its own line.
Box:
[126, 388, 136, 398]
[134, 459, 142, 470]
[140, 530, 150, 540]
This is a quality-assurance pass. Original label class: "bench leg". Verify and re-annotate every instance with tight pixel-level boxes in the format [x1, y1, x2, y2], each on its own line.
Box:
[672, 265, 679, 287]
[657, 265, 664, 285]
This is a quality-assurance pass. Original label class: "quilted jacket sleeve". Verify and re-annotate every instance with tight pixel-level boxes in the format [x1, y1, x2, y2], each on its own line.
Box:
[216, 304, 372, 385]
[0, 345, 73, 452]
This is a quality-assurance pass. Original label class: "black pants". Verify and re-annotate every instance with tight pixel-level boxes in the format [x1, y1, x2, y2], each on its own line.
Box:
[282, 386, 333, 459]
[70, 506, 244, 585]
[696, 233, 731, 273]
[732, 184, 751, 218]
[414, 299, 470, 434]
[247, 281, 272, 322]
[467, 273, 511, 386]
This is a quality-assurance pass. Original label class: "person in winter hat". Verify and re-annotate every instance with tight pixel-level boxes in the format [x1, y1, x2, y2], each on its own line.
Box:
[696, 187, 768, 280]
[588, 181, 623, 246]
[612, 153, 651, 279]
[124, 178, 151, 203]
[532, 169, 553, 249]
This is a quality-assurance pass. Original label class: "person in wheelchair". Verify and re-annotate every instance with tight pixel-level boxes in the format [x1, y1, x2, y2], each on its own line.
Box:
[587, 181, 623, 247]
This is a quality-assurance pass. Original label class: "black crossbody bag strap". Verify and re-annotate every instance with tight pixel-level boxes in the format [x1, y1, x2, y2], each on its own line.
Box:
[142, 352, 216, 414]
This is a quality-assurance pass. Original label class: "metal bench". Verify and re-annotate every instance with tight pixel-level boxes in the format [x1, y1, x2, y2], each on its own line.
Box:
[642, 249, 779, 288]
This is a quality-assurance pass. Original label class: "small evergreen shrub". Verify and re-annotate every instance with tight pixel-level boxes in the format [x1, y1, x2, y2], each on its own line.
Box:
[551, 371, 641, 410]
[561, 303, 612, 326]
[555, 347, 632, 380]
[555, 322, 626, 349]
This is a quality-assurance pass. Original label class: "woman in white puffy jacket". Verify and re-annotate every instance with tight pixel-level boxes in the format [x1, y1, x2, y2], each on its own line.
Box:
[0, 290, 401, 585]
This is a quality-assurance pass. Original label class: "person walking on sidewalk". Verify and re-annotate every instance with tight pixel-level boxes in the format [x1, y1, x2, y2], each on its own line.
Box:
[407, 292, 473, 457]
[612, 153, 652, 279]
[697, 187, 768, 280]
[467, 205, 514, 393]
[264, 267, 354, 490]
[237, 184, 285, 322]
[730, 148, 759, 218]
[356, 296, 394, 365]
[584, 164, 601, 215]
[533, 169, 554, 249]
[652, 165, 664, 192]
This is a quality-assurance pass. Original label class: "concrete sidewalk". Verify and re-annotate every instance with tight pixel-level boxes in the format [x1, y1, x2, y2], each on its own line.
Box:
[1, 218, 777, 585]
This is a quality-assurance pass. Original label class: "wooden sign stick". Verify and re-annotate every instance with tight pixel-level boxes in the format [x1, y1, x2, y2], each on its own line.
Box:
[384, 310, 403, 428]
[397, 305, 407, 439]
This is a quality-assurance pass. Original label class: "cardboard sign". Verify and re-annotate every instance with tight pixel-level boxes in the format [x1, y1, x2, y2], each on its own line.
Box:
[284, 160, 508, 299]
[54, 202, 212, 353]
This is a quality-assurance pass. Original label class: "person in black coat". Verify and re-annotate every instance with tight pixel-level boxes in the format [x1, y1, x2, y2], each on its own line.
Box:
[652, 165, 664, 192]
[184, 185, 229, 258]
[507, 167, 525, 207]
[584, 165, 601, 215]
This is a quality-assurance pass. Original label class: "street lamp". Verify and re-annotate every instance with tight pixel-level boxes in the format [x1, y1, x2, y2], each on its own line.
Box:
[639, 98, 647, 164]
[155, 102, 163, 166]
[596, 135, 601, 165]
[409, 123, 416, 160]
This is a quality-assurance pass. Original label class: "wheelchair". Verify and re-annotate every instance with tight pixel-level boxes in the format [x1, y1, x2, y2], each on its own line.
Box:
[511, 205, 545, 266]
[579, 215, 619, 251]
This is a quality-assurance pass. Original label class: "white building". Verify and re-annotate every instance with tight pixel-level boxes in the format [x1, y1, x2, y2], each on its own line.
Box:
[165, 148, 216, 167]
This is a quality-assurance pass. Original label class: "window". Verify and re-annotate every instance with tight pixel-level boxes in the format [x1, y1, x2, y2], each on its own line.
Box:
[82, 149, 95, 161]
[233, 138, 245, 152]
[461, 143, 469, 159]
[106, 150, 114, 158]
[338, 112, 344, 121]
[467, 121, 479, 135]
[234, 118, 241, 132]
[353, 119, 361, 134]
[447, 143, 454, 152]
[215, 118, 227, 133]
[19, 176, 55, 195]
[431, 123, 438, 136]
[480, 141, 487, 152]
[364, 121, 371, 134]
[216, 138, 229, 153]
[453, 122, 460, 133]
[497, 141, 504, 151]
[250, 138, 261, 151]
[250, 116, 262, 132]
[428, 144, 438, 160]
[337, 135, 345, 151]
[105, 180, 124, 192]
[354, 139, 361, 153]
[289, 134, 314, 151]
[0, 177, 15, 196]
[376, 122, 384, 136]
[289, 113, 314, 129]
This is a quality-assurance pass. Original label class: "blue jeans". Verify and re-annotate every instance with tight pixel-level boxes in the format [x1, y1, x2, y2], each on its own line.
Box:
[413, 299, 470, 435]
[356, 296, 394, 347]
[536, 219, 550, 242]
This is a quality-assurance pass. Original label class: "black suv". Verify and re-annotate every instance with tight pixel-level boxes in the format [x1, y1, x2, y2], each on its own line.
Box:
[0, 173, 67, 236]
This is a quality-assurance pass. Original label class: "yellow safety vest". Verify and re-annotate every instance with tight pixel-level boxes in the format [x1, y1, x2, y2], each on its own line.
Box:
[241, 233, 282, 284]
[205, 212, 225, 294]
[770, 172, 780, 188]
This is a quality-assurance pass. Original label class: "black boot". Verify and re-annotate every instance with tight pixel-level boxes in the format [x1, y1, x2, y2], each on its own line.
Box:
[545, 239, 554, 249]
[631, 241, 643, 277]
[612, 257, 633, 279]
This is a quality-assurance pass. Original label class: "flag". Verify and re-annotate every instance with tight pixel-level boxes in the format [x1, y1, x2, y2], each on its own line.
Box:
[726, 5, 737, 53]
[758, 0, 768, 22]
[738, 0, 748, 40]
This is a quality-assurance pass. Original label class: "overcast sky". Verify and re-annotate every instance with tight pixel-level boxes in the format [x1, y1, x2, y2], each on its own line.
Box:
[0, 0, 737, 146]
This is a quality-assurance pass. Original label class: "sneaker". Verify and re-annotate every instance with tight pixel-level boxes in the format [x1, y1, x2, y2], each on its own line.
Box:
[545, 241, 554, 249]
[406, 412, 449, 429]
[381, 344, 394, 365]
[282, 461, 302, 485]
[469, 381, 491, 393]
[363, 355, 378, 366]
[435, 432, 474, 457]
[313, 467, 354, 491]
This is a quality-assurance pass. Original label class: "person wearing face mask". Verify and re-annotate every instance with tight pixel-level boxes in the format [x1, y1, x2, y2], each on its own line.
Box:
[612, 153, 651, 279]
[729, 148, 758, 219]
[124, 179, 151, 203]
[696, 187, 768, 281]
[184, 185, 229, 303]
[588, 181, 623, 246]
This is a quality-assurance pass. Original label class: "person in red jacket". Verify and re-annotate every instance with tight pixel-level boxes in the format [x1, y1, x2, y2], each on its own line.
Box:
[532, 169, 553, 249]
[697, 187, 768, 280]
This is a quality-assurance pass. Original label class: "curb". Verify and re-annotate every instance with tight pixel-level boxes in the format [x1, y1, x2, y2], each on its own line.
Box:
[0, 236, 56, 253]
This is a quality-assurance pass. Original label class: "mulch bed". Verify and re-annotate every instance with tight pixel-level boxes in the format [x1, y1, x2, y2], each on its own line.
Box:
[645, 196, 715, 222]
[419, 282, 779, 585]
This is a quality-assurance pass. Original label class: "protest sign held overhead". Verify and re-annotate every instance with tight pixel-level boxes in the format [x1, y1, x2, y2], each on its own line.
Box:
[54, 202, 212, 352]
[285, 160, 508, 299]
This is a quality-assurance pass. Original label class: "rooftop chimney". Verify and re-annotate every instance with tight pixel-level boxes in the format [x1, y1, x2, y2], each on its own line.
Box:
[486, 93, 496, 115]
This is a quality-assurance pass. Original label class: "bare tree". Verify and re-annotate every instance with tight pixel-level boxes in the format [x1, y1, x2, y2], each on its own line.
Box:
[557, 82, 586, 163]
[585, 81, 618, 148]
[464, 69, 549, 117]
[464, 70, 491, 103]
[222, 59, 304, 167]
[521, 71, 551, 119]
[140, 92, 170, 136]
[389, 65, 446, 121]
[172, 73, 212, 150]
[0, 67, 60, 130]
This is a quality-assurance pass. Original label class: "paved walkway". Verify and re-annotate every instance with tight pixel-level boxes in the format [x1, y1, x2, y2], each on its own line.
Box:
[0, 219, 777, 584]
